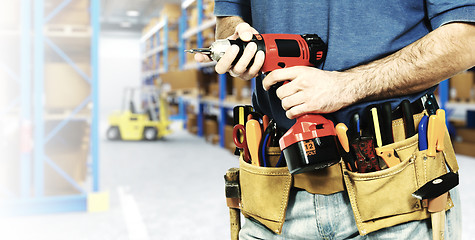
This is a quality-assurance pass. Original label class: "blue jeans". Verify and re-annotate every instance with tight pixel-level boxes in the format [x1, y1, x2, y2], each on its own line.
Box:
[239, 188, 461, 240]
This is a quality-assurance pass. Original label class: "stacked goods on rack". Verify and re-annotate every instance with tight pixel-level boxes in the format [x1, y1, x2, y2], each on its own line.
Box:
[186, 105, 200, 135]
[204, 72, 223, 99]
[43, 0, 92, 195]
[450, 71, 475, 102]
[203, 0, 215, 20]
[202, 0, 216, 47]
[44, 63, 91, 111]
[44, 0, 92, 41]
[45, 0, 90, 25]
[141, 3, 181, 80]
[448, 71, 475, 157]
[204, 115, 219, 144]
[160, 4, 181, 71]
[227, 76, 252, 103]
[44, 121, 90, 195]
[224, 124, 235, 153]
[186, 0, 215, 28]
[453, 126, 475, 157]
[160, 69, 205, 95]
[183, 0, 216, 65]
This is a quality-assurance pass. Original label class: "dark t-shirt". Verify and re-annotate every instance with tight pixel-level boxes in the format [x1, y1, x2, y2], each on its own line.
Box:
[215, 0, 475, 129]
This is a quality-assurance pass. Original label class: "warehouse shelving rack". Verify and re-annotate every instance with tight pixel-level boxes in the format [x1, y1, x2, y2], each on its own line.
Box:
[141, 16, 175, 86]
[0, 0, 101, 215]
[178, 0, 248, 147]
[141, 14, 185, 122]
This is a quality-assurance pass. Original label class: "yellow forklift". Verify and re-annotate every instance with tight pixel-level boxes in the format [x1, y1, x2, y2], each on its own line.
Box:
[106, 86, 171, 141]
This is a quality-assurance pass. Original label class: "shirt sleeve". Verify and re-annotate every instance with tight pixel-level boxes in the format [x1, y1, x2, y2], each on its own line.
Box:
[427, 0, 475, 29]
[214, 0, 252, 23]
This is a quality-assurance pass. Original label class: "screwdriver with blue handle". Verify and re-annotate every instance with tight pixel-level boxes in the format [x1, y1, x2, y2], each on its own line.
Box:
[418, 115, 429, 151]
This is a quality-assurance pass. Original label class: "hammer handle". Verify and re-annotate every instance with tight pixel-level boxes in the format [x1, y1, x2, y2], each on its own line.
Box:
[431, 211, 445, 240]
[225, 168, 241, 240]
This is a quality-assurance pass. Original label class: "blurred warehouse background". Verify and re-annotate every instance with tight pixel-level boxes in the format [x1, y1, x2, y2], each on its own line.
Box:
[0, 0, 474, 239]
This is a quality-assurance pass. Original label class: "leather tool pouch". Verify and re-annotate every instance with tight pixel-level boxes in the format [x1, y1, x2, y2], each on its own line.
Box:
[342, 113, 459, 235]
[239, 147, 292, 234]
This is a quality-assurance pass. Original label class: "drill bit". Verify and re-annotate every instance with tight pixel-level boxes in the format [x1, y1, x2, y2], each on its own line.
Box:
[184, 48, 212, 54]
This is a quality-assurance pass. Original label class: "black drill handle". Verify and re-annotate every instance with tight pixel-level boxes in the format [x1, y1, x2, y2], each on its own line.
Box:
[229, 36, 266, 67]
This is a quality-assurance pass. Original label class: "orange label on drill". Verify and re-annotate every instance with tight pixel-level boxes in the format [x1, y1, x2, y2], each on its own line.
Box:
[316, 51, 323, 61]
[304, 140, 316, 156]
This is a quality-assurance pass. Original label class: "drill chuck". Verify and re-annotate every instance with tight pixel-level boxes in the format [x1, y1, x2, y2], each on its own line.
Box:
[209, 39, 234, 62]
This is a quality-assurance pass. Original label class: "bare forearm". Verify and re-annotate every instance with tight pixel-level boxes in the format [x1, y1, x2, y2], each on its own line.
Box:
[216, 16, 246, 39]
[346, 22, 475, 103]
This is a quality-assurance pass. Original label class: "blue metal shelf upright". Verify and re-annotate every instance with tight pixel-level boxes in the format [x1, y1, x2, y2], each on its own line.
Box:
[0, 0, 101, 215]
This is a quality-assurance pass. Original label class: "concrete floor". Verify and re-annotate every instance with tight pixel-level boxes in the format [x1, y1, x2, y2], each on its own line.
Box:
[0, 123, 474, 240]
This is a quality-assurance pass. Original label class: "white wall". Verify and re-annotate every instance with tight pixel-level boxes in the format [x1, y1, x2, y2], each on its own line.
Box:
[99, 32, 142, 115]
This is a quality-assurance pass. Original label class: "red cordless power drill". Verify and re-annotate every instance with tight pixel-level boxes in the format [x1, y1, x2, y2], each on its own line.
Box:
[187, 34, 340, 174]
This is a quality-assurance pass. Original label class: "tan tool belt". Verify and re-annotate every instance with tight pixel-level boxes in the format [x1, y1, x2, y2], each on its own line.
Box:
[238, 111, 459, 235]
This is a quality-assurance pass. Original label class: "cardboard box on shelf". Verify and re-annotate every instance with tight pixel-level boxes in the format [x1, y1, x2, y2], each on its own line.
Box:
[46, 9, 90, 25]
[224, 124, 235, 153]
[204, 0, 215, 19]
[453, 127, 475, 157]
[453, 141, 475, 157]
[169, 103, 179, 116]
[232, 77, 252, 101]
[46, 0, 89, 10]
[142, 17, 161, 35]
[44, 147, 89, 196]
[450, 71, 474, 102]
[202, 28, 216, 47]
[456, 128, 475, 143]
[160, 28, 179, 46]
[160, 49, 180, 71]
[208, 82, 220, 98]
[188, 8, 199, 29]
[45, 120, 90, 152]
[44, 120, 90, 196]
[160, 69, 205, 92]
[45, 63, 91, 111]
[187, 113, 198, 134]
[160, 3, 181, 23]
[204, 118, 219, 144]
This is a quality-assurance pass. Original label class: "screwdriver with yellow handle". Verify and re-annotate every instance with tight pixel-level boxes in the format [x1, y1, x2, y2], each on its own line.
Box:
[436, 109, 446, 151]
[427, 114, 442, 157]
[246, 119, 262, 166]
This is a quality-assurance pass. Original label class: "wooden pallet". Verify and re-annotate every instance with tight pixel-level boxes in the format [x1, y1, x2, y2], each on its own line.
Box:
[44, 24, 92, 38]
